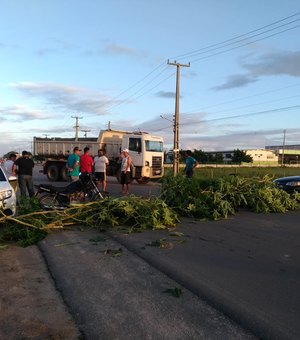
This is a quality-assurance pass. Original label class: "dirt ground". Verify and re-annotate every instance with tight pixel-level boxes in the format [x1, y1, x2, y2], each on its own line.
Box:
[0, 244, 80, 339]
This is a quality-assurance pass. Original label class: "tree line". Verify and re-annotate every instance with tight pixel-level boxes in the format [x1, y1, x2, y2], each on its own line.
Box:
[166, 149, 253, 165]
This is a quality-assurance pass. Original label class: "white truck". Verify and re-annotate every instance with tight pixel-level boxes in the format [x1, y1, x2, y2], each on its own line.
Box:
[33, 129, 164, 183]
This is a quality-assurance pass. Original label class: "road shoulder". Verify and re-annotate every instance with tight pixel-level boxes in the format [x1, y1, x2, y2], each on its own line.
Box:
[0, 244, 80, 339]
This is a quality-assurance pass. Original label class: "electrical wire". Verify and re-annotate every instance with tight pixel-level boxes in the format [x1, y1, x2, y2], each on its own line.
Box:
[184, 105, 300, 124]
[171, 12, 300, 61]
[89, 12, 300, 116]
[190, 24, 300, 63]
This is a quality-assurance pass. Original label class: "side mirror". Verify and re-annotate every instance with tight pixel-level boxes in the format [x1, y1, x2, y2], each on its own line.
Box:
[8, 176, 17, 182]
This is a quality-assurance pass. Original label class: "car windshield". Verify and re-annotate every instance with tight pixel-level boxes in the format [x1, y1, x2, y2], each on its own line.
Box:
[0, 167, 6, 181]
[145, 141, 163, 152]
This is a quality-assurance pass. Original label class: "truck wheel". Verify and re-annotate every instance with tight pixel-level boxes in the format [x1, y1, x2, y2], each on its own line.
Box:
[60, 166, 69, 181]
[136, 177, 150, 184]
[47, 165, 59, 182]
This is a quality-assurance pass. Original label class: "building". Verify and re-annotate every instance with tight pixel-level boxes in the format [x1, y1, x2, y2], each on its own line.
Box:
[266, 145, 300, 164]
[205, 149, 278, 164]
[245, 149, 278, 164]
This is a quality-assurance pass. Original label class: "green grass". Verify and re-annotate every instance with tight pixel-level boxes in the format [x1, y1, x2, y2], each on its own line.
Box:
[164, 166, 300, 180]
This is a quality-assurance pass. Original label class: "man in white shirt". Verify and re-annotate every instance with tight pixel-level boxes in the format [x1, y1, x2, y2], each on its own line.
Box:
[3, 153, 17, 192]
[94, 149, 109, 193]
[120, 149, 131, 195]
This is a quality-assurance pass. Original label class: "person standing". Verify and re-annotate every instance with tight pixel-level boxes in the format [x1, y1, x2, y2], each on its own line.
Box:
[120, 149, 131, 195]
[80, 147, 94, 174]
[94, 149, 109, 192]
[184, 150, 198, 178]
[13, 151, 35, 198]
[3, 153, 17, 176]
[3, 153, 17, 192]
[67, 147, 81, 182]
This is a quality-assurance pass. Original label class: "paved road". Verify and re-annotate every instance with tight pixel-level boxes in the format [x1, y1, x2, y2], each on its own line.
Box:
[109, 209, 300, 340]
[35, 208, 300, 339]
[39, 229, 254, 340]
[33, 164, 161, 198]
[12, 165, 298, 339]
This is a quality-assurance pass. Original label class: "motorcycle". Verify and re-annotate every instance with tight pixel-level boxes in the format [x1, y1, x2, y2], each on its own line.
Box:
[35, 172, 104, 210]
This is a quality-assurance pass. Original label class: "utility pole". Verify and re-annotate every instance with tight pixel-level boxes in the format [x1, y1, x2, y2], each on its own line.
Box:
[81, 129, 91, 138]
[281, 129, 286, 166]
[168, 60, 190, 175]
[72, 115, 83, 142]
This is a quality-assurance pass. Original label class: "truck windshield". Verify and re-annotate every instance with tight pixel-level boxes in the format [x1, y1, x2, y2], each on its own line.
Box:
[145, 141, 163, 152]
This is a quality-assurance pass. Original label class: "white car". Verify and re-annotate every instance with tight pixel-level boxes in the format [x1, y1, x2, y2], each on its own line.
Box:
[0, 166, 17, 216]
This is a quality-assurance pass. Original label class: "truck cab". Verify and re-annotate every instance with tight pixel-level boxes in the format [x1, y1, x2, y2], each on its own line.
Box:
[122, 133, 164, 183]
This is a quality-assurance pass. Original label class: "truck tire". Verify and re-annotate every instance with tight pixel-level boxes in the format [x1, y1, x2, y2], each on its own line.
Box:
[60, 166, 69, 182]
[136, 177, 150, 184]
[47, 165, 59, 182]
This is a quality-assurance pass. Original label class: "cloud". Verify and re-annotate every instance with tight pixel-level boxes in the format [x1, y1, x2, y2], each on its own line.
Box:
[36, 38, 77, 56]
[213, 74, 258, 90]
[10, 82, 116, 116]
[120, 111, 300, 152]
[155, 91, 175, 98]
[243, 50, 300, 77]
[102, 43, 146, 59]
[0, 42, 19, 49]
[214, 50, 300, 90]
[0, 105, 51, 121]
[36, 48, 58, 56]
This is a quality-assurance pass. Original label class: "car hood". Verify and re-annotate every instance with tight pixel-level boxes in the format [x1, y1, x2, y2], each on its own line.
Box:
[0, 181, 13, 191]
[274, 176, 300, 183]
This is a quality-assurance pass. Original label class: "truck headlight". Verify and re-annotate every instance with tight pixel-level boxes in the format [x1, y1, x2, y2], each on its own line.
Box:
[0, 190, 13, 200]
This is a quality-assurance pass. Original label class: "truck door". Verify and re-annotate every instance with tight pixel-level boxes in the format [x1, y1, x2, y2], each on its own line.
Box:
[128, 137, 142, 171]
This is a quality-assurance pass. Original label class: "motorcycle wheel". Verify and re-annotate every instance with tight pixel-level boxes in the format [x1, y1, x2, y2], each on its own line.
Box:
[87, 189, 103, 202]
[39, 194, 67, 210]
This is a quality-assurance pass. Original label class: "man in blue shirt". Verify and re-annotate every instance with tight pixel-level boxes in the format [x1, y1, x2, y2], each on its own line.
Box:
[184, 150, 198, 178]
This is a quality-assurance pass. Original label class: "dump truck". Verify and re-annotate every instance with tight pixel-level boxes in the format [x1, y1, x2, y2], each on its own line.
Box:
[33, 129, 164, 183]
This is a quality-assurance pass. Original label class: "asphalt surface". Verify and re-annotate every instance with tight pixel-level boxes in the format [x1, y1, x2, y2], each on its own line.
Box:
[2, 207, 300, 339]
[6, 166, 298, 339]
[38, 229, 254, 340]
[33, 164, 161, 198]
[109, 209, 300, 340]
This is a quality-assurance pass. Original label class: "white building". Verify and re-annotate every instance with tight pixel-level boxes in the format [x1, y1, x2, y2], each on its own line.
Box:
[245, 149, 278, 164]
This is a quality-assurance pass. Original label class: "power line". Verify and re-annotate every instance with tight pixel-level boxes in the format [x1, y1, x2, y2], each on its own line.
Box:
[184, 105, 300, 124]
[82, 12, 300, 118]
[171, 12, 300, 61]
[190, 24, 300, 63]
[184, 83, 300, 113]
[107, 66, 171, 111]
[151, 105, 300, 133]
[184, 94, 300, 119]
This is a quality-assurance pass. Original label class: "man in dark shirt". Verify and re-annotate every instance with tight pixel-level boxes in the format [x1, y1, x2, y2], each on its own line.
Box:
[13, 150, 35, 198]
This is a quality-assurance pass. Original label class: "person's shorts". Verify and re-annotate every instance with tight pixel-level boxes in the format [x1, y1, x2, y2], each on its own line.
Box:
[121, 171, 130, 185]
[185, 169, 194, 178]
[95, 172, 105, 182]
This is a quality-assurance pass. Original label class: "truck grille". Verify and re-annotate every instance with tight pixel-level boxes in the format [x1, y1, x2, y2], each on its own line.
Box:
[152, 156, 162, 176]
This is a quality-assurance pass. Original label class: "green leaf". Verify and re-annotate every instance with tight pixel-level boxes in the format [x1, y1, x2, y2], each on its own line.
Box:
[163, 287, 183, 298]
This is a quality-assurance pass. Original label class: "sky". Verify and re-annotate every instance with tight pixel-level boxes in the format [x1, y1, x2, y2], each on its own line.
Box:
[1, 0, 300, 156]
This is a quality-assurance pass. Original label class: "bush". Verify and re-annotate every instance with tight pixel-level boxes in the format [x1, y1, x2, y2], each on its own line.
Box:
[160, 174, 300, 220]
